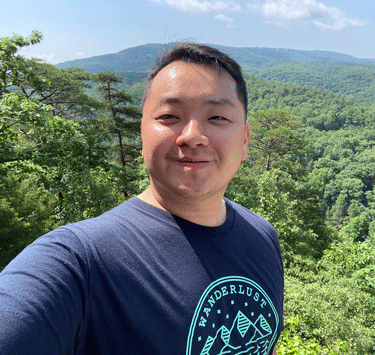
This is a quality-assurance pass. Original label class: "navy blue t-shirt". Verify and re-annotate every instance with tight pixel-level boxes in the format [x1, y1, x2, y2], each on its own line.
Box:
[0, 197, 283, 354]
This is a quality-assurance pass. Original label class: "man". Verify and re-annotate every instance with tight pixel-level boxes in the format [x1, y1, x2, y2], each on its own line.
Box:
[0, 43, 283, 354]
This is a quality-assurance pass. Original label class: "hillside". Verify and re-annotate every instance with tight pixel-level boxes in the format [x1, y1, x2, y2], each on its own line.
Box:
[56, 43, 172, 73]
[56, 43, 375, 105]
[251, 63, 375, 105]
[56, 43, 375, 73]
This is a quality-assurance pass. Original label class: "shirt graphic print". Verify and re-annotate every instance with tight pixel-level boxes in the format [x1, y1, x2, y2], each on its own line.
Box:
[186, 276, 279, 355]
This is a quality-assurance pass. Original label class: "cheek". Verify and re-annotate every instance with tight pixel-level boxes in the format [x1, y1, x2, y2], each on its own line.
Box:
[217, 133, 248, 163]
[142, 127, 176, 161]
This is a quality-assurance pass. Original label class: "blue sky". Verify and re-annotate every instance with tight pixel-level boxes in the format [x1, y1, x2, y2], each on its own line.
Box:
[1, 0, 374, 64]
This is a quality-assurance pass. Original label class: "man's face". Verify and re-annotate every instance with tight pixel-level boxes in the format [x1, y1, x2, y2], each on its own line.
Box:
[141, 61, 250, 201]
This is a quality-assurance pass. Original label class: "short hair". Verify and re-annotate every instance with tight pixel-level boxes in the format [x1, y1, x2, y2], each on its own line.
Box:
[142, 43, 248, 116]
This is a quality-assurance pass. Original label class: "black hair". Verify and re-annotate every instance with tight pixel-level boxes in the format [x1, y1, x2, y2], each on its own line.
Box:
[142, 43, 248, 115]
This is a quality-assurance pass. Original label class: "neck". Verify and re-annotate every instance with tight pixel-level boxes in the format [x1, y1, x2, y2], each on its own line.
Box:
[137, 186, 227, 227]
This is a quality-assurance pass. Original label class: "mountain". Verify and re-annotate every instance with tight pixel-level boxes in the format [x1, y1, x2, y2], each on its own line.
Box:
[56, 43, 173, 73]
[56, 43, 375, 105]
[56, 42, 375, 74]
[200, 311, 273, 355]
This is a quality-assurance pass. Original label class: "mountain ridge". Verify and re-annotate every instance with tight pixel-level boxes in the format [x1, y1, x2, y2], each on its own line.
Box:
[56, 42, 375, 74]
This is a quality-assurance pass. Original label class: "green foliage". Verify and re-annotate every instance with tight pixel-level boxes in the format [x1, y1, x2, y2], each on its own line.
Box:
[284, 275, 375, 354]
[318, 238, 375, 296]
[92, 71, 142, 170]
[0, 32, 144, 269]
[21, 60, 99, 119]
[254, 170, 331, 264]
[278, 317, 349, 354]
[310, 128, 375, 230]
[0, 169, 58, 269]
[229, 110, 332, 266]
[282, 238, 375, 353]
[52, 167, 122, 223]
[246, 75, 375, 131]
[3, 32, 375, 354]
[0, 30, 45, 97]
[227, 167, 333, 268]
[120, 71, 148, 86]
[0, 93, 55, 166]
[247, 109, 310, 177]
[342, 214, 369, 242]
[256, 63, 375, 105]
[55, 43, 375, 106]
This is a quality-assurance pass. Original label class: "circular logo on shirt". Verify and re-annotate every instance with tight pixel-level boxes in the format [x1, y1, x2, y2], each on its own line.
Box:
[186, 276, 279, 355]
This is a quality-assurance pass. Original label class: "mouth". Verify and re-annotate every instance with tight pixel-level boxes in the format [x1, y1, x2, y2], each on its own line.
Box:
[176, 155, 211, 163]
[176, 157, 210, 164]
[177, 159, 210, 164]
[175, 157, 211, 170]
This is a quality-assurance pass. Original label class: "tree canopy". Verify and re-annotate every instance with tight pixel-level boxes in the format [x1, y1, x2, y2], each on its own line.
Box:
[2, 31, 375, 354]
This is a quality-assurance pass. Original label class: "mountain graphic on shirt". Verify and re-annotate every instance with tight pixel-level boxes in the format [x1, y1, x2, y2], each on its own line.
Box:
[200, 311, 272, 355]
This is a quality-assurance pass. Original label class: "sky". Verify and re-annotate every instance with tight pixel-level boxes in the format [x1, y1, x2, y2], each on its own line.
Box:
[1, 0, 375, 65]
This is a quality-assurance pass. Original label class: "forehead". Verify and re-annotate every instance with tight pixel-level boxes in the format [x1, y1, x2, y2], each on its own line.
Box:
[146, 61, 239, 106]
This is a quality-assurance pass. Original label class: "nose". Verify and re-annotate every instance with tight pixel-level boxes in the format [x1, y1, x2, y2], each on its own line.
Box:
[175, 119, 209, 149]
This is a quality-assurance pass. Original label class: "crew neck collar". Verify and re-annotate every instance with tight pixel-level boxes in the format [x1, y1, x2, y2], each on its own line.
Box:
[128, 196, 235, 238]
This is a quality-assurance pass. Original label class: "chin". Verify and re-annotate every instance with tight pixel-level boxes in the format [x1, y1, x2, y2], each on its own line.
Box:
[175, 185, 223, 200]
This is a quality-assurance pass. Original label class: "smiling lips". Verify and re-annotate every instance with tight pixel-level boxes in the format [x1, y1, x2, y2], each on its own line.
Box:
[173, 157, 211, 171]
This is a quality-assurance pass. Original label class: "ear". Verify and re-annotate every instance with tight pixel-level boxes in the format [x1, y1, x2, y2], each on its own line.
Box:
[140, 117, 145, 158]
[241, 122, 250, 161]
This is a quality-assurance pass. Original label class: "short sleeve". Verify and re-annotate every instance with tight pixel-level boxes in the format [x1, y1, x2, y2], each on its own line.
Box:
[0, 228, 90, 354]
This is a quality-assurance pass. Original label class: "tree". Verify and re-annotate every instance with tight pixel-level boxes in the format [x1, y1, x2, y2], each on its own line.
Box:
[278, 317, 348, 354]
[0, 32, 124, 268]
[0, 30, 45, 98]
[0, 168, 58, 270]
[19, 60, 99, 120]
[93, 72, 142, 167]
[247, 109, 310, 178]
[1, 30, 100, 122]
[342, 214, 369, 242]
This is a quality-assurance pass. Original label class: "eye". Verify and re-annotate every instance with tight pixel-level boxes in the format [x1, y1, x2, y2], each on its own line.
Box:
[208, 116, 228, 123]
[156, 114, 179, 124]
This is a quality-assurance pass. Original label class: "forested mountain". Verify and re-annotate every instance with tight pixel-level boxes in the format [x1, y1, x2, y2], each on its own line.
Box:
[2, 32, 375, 354]
[56, 43, 170, 73]
[56, 42, 375, 73]
[57, 43, 375, 105]
[251, 63, 375, 105]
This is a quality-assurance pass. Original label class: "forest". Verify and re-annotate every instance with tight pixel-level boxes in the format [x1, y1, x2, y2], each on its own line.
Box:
[1, 31, 375, 354]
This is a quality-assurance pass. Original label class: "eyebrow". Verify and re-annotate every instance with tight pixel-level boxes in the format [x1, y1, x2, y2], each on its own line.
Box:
[205, 98, 235, 107]
[157, 96, 235, 107]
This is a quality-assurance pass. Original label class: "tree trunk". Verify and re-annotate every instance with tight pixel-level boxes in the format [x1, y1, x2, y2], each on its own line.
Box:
[118, 132, 126, 167]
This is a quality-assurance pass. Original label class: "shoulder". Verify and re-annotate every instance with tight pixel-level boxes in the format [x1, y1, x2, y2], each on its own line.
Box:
[3, 198, 154, 270]
[41, 197, 180, 266]
[226, 198, 276, 233]
[225, 198, 280, 250]
[54, 197, 161, 242]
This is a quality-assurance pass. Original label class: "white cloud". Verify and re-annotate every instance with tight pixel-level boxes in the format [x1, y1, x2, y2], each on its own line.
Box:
[313, 17, 366, 31]
[215, 13, 235, 28]
[150, 0, 241, 27]
[158, 0, 241, 13]
[164, 0, 241, 13]
[32, 53, 55, 63]
[75, 52, 86, 57]
[248, 0, 366, 30]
